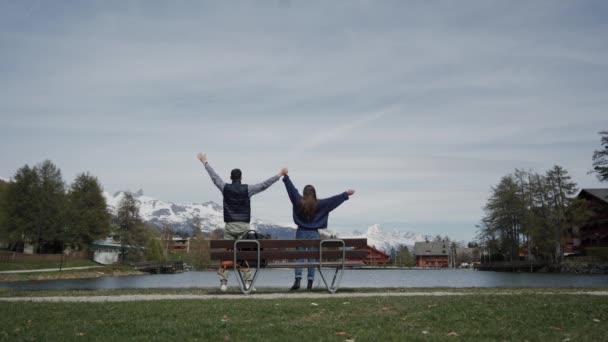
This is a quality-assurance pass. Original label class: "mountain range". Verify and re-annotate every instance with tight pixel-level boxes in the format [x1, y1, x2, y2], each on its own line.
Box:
[102, 190, 431, 253]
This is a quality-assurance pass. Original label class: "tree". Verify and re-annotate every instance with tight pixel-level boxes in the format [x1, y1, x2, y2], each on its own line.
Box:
[545, 165, 578, 263]
[34, 160, 67, 253]
[145, 238, 165, 261]
[4, 165, 41, 252]
[591, 130, 608, 182]
[115, 192, 148, 262]
[66, 173, 111, 248]
[398, 246, 416, 267]
[0, 179, 10, 241]
[482, 175, 522, 262]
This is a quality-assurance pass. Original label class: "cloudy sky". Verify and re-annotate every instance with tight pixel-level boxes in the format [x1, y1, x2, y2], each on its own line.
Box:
[1, 1, 607, 241]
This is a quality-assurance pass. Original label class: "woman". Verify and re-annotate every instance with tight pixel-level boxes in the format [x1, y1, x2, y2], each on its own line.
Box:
[283, 173, 355, 290]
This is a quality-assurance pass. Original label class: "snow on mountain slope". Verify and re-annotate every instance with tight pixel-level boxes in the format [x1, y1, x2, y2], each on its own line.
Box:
[103, 190, 293, 235]
[338, 224, 430, 253]
[103, 190, 429, 250]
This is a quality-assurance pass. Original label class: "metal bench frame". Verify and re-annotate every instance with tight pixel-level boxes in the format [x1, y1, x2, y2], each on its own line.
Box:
[222, 238, 363, 294]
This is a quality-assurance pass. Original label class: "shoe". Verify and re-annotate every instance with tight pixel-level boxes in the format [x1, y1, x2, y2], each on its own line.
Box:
[220, 280, 228, 292]
[290, 278, 301, 290]
[307, 280, 313, 290]
[245, 281, 256, 292]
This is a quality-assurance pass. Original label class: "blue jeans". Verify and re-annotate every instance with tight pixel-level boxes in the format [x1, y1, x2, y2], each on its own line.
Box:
[294, 228, 320, 281]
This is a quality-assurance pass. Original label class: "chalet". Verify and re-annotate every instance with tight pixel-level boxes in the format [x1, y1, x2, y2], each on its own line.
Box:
[359, 245, 391, 265]
[575, 189, 608, 250]
[414, 241, 449, 267]
[162, 236, 191, 254]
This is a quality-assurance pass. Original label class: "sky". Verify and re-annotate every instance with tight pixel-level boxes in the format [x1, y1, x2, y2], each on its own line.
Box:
[1, 1, 607, 241]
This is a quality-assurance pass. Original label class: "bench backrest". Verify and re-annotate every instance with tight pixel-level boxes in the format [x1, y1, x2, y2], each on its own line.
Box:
[210, 238, 368, 261]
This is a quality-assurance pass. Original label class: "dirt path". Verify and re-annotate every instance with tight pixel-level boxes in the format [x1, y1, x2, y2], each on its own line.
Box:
[2, 291, 607, 302]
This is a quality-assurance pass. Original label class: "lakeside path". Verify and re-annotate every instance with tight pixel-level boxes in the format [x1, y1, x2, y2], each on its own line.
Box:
[2, 290, 608, 302]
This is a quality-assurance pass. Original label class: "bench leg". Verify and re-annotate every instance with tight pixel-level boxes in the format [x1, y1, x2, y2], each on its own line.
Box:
[317, 266, 344, 294]
[233, 240, 261, 295]
[234, 263, 260, 295]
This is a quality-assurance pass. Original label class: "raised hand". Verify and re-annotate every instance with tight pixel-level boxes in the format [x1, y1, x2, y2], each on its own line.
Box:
[197, 152, 207, 163]
[278, 167, 289, 177]
[346, 189, 356, 197]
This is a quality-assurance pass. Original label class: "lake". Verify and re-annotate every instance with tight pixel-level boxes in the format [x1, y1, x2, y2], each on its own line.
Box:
[1, 269, 607, 290]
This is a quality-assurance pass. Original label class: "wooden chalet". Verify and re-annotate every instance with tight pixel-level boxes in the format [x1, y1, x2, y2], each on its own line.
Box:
[162, 236, 191, 254]
[575, 189, 608, 250]
[360, 245, 391, 265]
[414, 241, 449, 267]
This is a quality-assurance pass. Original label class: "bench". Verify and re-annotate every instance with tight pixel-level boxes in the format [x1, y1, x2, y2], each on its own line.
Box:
[210, 238, 368, 294]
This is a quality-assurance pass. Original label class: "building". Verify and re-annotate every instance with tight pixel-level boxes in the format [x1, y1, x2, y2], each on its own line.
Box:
[91, 239, 123, 264]
[360, 245, 391, 265]
[575, 188, 608, 250]
[414, 241, 449, 267]
[162, 236, 191, 254]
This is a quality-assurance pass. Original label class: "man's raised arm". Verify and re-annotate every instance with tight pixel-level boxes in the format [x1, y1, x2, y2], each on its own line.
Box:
[197, 152, 226, 192]
[248, 167, 288, 197]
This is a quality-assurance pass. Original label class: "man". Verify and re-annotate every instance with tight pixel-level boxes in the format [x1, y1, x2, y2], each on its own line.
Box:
[197, 152, 287, 292]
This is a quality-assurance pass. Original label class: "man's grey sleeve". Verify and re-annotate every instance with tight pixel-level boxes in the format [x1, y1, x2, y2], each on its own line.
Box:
[204, 162, 226, 192]
[248, 175, 280, 197]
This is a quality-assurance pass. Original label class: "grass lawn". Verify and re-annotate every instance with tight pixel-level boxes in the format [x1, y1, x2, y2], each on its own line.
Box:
[0, 264, 140, 282]
[1, 293, 607, 341]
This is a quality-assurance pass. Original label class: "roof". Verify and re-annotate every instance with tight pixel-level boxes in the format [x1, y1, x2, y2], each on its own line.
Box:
[414, 241, 449, 256]
[578, 189, 608, 204]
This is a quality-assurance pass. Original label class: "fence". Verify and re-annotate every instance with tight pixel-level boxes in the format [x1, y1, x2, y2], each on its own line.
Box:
[0, 250, 91, 263]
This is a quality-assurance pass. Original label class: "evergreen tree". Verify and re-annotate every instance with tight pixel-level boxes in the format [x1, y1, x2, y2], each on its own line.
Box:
[5, 165, 41, 252]
[482, 175, 522, 262]
[0, 179, 10, 241]
[34, 160, 67, 253]
[545, 165, 578, 263]
[398, 246, 416, 267]
[115, 192, 148, 262]
[145, 238, 164, 261]
[66, 173, 111, 248]
[591, 130, 608, 182]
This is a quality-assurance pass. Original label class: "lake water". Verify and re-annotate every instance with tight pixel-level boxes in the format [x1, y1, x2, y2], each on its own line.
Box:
[1, 269, 607, 290]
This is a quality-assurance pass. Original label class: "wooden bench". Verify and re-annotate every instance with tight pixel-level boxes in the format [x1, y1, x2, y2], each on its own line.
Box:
[210, 238, 368, 294]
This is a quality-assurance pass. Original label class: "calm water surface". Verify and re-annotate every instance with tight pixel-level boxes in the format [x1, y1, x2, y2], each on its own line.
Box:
[1, 269, 607, 290]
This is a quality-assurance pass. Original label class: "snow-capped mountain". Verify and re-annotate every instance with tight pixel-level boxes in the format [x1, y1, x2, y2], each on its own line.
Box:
[103, 190, 295, 237]
[103, 190, 430, 252]
[339, 224, 430, 253]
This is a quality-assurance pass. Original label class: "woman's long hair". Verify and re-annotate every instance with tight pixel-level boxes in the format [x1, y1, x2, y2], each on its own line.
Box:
[299, 185, 318, 219]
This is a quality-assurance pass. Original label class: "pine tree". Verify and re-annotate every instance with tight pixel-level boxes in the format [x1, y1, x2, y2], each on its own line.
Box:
[5, 165, 41, 252]
[591, 130, 608, 182]
[34, 160, 67, 253]
[66, 173, 111, 248]
[545, 165, 578, 263]
[115, 192, 148, 262]
[0, 179, 10, 241]
[399, 246, 416, 267]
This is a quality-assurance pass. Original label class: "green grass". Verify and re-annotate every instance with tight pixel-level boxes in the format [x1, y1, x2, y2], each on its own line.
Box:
[0, 259, 99, 271]
[0, 265, 140, 282]
[0, 286, 607, 298]
[0, 294, 606, 341]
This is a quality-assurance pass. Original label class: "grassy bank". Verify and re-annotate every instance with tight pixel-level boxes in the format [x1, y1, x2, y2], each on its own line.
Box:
[0, 259, 99, 271]
[1, 292, 607, 341]
[0, 265, 142, 282]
